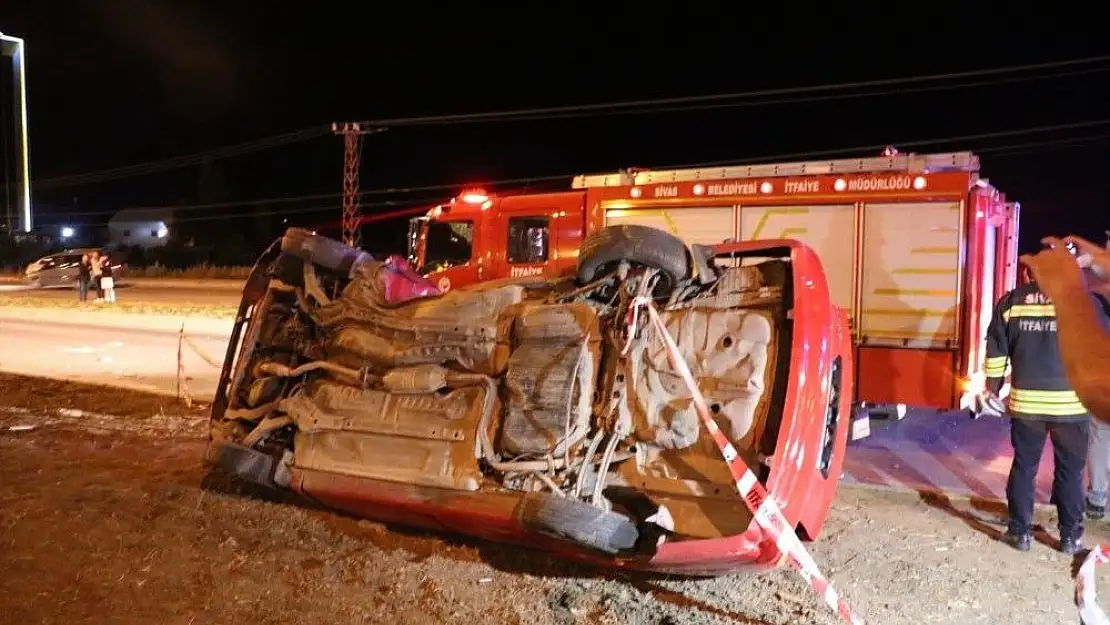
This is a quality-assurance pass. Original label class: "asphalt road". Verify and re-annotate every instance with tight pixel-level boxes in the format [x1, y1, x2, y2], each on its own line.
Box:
[0, 281, 243, 307]
[0, 317, 231, 398]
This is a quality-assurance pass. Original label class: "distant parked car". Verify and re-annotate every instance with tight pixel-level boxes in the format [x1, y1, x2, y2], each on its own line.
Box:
[24, 249, 126, 289]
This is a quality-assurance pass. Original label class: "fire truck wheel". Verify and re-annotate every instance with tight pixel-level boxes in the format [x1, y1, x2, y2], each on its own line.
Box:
[576, 225, 691, 291]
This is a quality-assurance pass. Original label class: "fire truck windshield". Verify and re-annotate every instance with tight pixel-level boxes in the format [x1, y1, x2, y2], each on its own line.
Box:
[408, 217, 474, 273]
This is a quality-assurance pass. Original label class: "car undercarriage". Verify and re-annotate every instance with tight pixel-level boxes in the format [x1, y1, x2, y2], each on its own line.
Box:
[206, 226, 807, 569]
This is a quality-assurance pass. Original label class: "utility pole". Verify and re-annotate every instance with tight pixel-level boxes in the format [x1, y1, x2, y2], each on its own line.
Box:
[331, 123, 385, 248]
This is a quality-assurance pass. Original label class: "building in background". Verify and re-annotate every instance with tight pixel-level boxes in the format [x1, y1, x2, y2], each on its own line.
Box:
[107, 208, 172, 248]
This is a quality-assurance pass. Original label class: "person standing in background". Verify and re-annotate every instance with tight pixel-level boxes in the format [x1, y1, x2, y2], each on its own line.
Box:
[100, 253, 116, 304]
[77, 253, 92, 303]
[1088, 417, 1110, 520]
[89, 250, 103, 302]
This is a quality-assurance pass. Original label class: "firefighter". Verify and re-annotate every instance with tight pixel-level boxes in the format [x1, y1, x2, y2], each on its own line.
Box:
[1021, 235, 1110, 423]
[984, 266, 1110, 554]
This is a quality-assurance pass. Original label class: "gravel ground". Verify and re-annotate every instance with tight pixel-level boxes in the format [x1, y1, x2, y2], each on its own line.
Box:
[0, 372, 1104, 625]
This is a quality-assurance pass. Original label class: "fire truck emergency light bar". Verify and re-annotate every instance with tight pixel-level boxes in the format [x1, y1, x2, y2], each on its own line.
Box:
[572, 151, 979, 189]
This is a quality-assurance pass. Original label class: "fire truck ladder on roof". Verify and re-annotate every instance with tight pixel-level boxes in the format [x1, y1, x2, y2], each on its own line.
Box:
[571, 151, 980, 189]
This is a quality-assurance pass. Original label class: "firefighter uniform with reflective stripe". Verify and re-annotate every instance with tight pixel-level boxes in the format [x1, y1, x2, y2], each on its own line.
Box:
[984, 281, 1106, 545]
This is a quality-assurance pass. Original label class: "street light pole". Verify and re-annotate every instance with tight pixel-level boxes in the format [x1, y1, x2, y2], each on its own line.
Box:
[1, 32, 32, 233]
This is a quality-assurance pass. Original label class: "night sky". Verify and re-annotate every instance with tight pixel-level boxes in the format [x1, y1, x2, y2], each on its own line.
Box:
[3, 4, 1109, 254]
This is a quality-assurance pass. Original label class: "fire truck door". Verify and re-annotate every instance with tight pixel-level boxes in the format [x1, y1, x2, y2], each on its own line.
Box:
[855, 200, 962, 409]
[858, 201, 961, 344]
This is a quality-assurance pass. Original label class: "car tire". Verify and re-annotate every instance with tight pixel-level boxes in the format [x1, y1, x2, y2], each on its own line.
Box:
[576, 225, 691, 292]
[517, 492, 640, 555]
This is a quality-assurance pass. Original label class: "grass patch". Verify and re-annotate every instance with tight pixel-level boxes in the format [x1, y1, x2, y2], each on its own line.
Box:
[125, 264, 252, 280]
[0, 295, 237, 319]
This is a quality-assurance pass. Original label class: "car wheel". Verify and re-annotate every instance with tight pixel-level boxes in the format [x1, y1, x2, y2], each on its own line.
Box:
[576, 225, 691, 293]
[517, 492, 640, 555]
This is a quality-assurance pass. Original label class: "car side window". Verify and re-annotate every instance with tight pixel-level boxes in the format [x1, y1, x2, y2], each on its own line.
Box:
[507, 216, 550, 264]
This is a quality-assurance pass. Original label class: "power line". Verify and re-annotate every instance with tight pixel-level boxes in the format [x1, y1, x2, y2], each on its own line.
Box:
[168, 199, 441, 224]
[455, 67, 1110, 124]
[37, 118, 1110, 221]
[978, 134, 1110, 157]
[29, 126, 329, 191]
[661, 119, 1110, 169]
[27, 55, 1110, 192]
[57, 197, 443, 227]
[355, 56, 1110, 127]
[43, 119, 1110, 225]
[94, 129, 1110, 228]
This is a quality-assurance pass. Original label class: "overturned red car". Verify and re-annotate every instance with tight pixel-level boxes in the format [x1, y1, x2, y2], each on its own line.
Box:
[204, 224, 853, 575]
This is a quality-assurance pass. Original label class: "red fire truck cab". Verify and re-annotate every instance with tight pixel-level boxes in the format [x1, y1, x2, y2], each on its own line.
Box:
[407, 151, 1020, 426]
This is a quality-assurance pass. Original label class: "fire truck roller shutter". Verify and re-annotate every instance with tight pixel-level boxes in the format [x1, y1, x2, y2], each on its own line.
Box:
[604, 206, 735, 265]
[739, 205, 855, 314]
[859, 201, 961, 344]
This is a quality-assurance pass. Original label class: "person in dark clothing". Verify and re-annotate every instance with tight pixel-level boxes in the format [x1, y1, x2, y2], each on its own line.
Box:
[985, 275, 1110, 554]
[77, 253, 92, 303]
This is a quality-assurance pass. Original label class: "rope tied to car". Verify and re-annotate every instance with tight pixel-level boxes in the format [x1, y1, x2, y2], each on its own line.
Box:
[625, 294, 868, 625]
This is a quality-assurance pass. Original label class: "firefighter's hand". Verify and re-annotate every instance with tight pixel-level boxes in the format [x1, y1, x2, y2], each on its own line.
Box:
[973, 390, 1005, 419]
[1066, 235, 1110, 296]
[1020, 236, 1088, 300]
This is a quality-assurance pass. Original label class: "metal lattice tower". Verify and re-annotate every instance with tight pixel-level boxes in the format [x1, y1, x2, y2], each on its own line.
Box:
[332, 123, 365, 247]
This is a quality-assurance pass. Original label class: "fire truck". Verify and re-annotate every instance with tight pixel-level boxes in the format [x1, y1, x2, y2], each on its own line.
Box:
[407, 150, 1020, 421]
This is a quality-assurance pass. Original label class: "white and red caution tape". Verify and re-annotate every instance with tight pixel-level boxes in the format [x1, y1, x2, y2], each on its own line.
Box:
[176, 324, 192, 407]
[629, 296, 868, 625]
[1078, 545, 1110, 625]
[175, 324, 226, 407]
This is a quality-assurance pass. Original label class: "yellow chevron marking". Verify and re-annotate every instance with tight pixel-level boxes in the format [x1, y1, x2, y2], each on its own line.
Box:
[750, 207, 810, 239]
[873, 288, 957, 297]
[659, 209, 681, 238]
[891, 268, 958, 275]
[862, 308, 953, 317]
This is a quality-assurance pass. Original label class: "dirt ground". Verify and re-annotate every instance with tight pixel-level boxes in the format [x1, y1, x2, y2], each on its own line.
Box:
[0, 373, 1104, 625]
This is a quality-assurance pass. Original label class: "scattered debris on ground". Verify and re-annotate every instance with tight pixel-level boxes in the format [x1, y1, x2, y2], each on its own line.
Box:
[0, 374, 1103, 624]
[0, 372, 207, 420]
